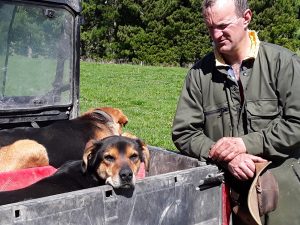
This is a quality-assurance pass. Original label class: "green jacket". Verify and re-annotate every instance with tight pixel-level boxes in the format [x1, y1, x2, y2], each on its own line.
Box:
[172, 42, 300, 224]
[172, 41, 300, 162]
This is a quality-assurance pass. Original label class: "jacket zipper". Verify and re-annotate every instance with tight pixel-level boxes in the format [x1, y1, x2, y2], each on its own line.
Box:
[204, 107, 229, 116]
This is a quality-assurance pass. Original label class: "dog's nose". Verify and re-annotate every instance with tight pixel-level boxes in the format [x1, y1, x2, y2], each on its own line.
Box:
[119, 168, 133, 182]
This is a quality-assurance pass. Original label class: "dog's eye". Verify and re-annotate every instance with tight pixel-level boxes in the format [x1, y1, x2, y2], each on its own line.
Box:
[129, 153, 138, 161]
[104, 155, 115, 162]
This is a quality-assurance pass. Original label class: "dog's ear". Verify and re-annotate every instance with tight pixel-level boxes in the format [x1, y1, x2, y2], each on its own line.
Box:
[109, 108, 128, 126]
[82, 140, 97, 173]
[135, 139, 150, 172]
[117, 112, 128, 127]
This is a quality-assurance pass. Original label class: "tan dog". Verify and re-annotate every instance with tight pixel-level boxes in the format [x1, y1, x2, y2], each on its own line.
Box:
[0, 140, 48, 172]
[0, 107, 128, 170]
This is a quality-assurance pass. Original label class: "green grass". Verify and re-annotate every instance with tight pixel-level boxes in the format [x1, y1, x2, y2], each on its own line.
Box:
[80, 62, 188, 150]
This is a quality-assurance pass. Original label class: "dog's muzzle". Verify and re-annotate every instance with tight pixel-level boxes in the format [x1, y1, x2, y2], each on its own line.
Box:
[105, 166, 136, 189]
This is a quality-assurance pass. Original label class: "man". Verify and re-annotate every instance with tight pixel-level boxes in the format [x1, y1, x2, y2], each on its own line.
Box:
[172, 0, 300, 224]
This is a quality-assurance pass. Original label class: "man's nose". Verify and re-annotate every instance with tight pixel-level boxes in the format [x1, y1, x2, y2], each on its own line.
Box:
[210, 28, 223, 40]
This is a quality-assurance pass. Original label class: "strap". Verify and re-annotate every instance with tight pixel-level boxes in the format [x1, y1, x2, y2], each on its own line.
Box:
[93, 110, 113, 122]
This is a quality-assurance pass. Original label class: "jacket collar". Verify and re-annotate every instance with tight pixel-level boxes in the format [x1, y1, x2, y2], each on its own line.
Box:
[215, 30, 260, 67]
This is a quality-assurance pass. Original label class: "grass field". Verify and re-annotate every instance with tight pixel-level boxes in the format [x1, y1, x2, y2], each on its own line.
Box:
[80, 62, 188, 150]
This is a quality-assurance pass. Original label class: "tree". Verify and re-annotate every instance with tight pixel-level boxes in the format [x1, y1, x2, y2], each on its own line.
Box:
[117, 0, 211, 66]
[80, 0, 300, 65]
[81, 0, 121, 60]
[249, 0, 300, 52]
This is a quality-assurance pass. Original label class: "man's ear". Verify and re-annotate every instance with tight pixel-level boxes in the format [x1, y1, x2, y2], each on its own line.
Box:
[243, 9, 252, 29]
[82, 139, 96, 173]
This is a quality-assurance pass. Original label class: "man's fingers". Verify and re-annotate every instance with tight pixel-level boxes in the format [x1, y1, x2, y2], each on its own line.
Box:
[239, 162, 255, 178]
[230, 166, 248, 180]
[209, 137, 246, 160]
[209, 139, 225, 158]
[216, 149, 229, 161]
[223, 151, 239, 162]
[248, 154, 267, 162]
[216, 144, 243, 162]
[217, 146, 237, 162]
[244, 159, 256, 172]
[211, 138, 227, 150]
[227, 153, 258, 180]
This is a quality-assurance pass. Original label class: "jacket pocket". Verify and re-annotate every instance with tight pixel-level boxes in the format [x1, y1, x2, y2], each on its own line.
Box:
[204, 106, 231, 140]
[246, 99, 280, 132]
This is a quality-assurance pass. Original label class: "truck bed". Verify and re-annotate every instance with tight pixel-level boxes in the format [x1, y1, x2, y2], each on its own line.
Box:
[0, 146, 224, 225]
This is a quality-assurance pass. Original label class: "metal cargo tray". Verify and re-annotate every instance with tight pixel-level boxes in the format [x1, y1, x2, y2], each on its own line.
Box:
[0, 147, 223, 225]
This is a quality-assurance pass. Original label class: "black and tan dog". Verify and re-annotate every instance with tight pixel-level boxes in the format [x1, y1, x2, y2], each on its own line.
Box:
[0, 107, 128, 171]
[0, 135, 150, 206]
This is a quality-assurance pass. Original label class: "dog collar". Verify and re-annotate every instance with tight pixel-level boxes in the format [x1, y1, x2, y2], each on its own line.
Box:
[93, 110, 114, 122]
[93, 110, 119, 135]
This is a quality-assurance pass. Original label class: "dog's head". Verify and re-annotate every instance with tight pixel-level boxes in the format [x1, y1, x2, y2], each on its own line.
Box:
[82, 135, 150, 189]
[82, 107, 128, 136]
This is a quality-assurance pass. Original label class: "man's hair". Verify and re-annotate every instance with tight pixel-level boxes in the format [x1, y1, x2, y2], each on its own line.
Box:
[202, 0, 248, 17]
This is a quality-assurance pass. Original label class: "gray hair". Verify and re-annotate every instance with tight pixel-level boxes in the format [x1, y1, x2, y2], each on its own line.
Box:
[202, 0, 249, 17]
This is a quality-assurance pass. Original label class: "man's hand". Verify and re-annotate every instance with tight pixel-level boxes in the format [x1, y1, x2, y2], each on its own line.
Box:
[227, 153, 267, 180]
[209, 137, 246, 162]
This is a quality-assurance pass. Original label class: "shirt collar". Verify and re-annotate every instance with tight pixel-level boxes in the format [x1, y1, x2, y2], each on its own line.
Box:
[215, 30, 260, 67]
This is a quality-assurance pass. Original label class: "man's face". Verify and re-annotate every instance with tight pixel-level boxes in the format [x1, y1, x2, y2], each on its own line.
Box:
[203, 0, 247, 55]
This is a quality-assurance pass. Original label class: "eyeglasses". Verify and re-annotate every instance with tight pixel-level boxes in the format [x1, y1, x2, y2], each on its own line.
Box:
[207, 17, 241, 32]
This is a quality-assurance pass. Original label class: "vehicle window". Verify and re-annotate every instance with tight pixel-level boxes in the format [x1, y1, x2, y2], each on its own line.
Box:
[0, 2, 74, 109]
